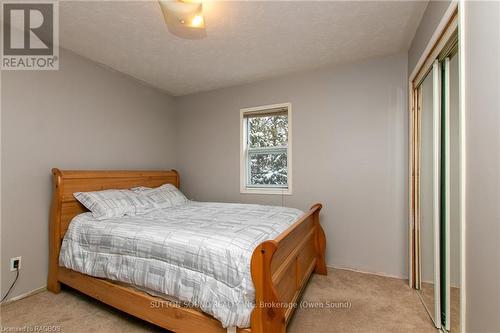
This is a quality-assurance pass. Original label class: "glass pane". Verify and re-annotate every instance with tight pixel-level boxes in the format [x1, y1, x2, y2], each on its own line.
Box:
[249, 152, 287, 186]
[248, 115, 288, 148]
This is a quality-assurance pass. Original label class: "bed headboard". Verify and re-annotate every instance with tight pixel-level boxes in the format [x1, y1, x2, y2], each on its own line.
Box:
[48, 168, 179, 292]
[50, 168, 180, 241]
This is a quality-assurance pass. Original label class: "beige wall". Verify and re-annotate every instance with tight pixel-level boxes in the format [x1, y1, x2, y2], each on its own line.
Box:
[1, 49, 177, 300]
[175, 53, 409, 278]
[464, 1, 500, 331]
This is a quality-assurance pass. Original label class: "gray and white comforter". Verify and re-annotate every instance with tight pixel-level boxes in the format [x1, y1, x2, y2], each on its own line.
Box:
[59, 201, 303, 328]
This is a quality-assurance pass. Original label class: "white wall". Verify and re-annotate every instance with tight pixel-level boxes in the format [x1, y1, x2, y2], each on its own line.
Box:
[1, 49, 177, 300]
[407, 0, 453, 73]
[463, 1, 500, 331]
[175, 53, 409, 278]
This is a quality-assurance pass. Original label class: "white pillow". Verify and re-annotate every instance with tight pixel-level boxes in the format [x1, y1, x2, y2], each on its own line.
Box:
[130, 186, 150, 193]
[137, 184, 188, 209]
[74, 189, 153, 220]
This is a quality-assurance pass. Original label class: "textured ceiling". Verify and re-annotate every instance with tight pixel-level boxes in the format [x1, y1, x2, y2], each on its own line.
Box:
[59, 1, 427, 96]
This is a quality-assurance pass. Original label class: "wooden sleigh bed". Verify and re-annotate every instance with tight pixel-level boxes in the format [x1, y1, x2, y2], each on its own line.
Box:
[48, 169, 327, 333]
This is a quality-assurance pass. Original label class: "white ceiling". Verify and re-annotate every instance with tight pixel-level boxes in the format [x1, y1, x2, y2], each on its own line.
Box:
[59, 1, 427, 96]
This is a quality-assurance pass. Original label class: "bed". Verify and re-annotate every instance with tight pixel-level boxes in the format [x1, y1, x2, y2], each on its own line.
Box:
[48, 169, 327, 333]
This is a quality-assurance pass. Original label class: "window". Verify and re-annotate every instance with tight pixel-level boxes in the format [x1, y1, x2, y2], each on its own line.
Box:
[240, 103, 292, 194]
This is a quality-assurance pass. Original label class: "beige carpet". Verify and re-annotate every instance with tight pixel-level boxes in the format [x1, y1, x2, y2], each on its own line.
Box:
[1, 268, 436, 332]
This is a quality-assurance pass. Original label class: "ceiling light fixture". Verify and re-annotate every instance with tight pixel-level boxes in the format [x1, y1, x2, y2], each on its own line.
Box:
[191, 14, 204, 28]
[159, 0, 205, 30]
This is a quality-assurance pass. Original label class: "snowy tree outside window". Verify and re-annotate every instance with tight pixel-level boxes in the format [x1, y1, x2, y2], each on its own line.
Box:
[241, 103, 291, 194]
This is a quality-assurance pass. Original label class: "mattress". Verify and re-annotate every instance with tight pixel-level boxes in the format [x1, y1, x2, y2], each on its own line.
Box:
[59, 200, 303, 328]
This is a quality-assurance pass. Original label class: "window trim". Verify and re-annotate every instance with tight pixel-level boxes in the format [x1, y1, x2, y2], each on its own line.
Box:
[239, 102, 293, 195]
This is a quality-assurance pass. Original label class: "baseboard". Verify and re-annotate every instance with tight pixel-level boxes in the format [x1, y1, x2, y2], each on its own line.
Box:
[326, 265, 407, 280]
[1, 285, 47, 306]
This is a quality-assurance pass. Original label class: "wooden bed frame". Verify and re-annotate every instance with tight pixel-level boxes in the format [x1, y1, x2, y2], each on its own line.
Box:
[48, 169, 327, 333]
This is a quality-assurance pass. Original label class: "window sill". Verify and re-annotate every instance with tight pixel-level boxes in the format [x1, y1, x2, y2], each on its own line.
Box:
[240, 187, 293, 195]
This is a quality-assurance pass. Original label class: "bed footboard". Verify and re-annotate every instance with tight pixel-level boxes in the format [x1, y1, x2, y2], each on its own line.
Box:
[250, 203, 326, 333]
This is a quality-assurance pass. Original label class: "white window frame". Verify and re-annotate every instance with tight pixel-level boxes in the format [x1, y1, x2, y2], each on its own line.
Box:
[239, 102, 293, 195]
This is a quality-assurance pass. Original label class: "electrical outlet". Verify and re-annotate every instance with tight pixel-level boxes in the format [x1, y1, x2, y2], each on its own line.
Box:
[10, 257, 21, 271]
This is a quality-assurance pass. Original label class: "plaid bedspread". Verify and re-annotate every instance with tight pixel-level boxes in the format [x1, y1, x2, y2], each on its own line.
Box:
[59, 201, 303, 328]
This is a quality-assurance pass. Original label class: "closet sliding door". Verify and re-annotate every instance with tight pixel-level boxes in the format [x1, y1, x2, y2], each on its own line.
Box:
[442, 49, 460, 333]
[442, 55, 451, 332]
[416, 60, 442, 328]
[409, 10, 461, 330]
